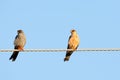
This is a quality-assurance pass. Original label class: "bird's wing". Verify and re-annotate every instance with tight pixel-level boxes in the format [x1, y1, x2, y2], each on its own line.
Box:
[67, 35, 72, 49]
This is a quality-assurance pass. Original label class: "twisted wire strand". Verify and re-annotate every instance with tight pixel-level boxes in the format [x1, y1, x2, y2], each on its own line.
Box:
[0, 48, 120, 52]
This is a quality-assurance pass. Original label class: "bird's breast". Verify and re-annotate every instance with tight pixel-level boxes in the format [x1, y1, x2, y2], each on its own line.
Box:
[14, 34, 26, 47]
[68, 35, 80, 49]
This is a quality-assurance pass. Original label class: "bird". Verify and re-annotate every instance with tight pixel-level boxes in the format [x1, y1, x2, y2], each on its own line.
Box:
[9, 30, 26, 61]
[64, 29, 80, 61]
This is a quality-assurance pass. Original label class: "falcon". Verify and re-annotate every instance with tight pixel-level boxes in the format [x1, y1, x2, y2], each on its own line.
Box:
[9, 30, 26, 61]
[64, 29, 80, 61]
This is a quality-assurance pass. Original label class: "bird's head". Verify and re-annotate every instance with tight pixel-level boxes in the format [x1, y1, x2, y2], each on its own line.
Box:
[17, 30, 23, 34]
[71, 29, 76, 34]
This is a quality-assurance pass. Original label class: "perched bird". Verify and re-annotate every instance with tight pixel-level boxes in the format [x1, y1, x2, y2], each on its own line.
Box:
[64, 29, 80, 61]
[9, 30, 26, 61]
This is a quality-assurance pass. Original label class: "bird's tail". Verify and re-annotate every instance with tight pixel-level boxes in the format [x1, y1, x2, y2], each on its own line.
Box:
[9, 51, 19, 61]
[64, 51, 73, 62]
[64, 57, 70, 61]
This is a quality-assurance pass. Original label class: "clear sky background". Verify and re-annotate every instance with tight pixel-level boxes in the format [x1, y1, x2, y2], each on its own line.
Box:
[0, 0, 120, 80]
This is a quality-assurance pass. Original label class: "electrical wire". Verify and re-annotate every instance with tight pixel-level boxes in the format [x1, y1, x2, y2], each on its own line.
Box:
[0, 48, 120, 52]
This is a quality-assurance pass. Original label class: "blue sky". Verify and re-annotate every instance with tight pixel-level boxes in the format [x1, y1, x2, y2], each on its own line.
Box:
[0, 0, 120, 80]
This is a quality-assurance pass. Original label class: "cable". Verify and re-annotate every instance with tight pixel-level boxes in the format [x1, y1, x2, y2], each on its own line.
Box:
[0, 48, 120, 52]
